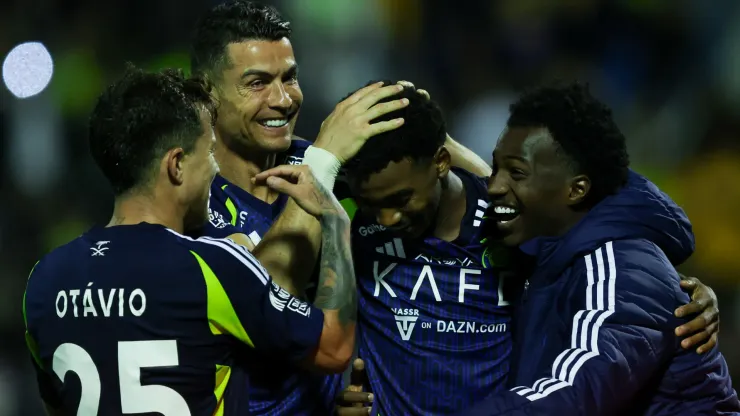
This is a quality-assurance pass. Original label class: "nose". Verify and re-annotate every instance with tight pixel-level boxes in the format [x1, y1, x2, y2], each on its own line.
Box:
[267, 81, 292, 110]
[376, 208, 402, 228]
[487, 173, 508, 199]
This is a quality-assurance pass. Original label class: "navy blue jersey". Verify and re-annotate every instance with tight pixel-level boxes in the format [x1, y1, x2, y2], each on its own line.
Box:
[201, 139, 342, 415]
[23, 223, 324, 416]
[347, 168, 513, 415]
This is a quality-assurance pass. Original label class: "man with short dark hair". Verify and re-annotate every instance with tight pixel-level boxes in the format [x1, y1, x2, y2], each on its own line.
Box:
[22, 67, 358, 415]
[460, 81, 739, 415]
[334, 81, 723, 416]
[189, 2, 488, 414]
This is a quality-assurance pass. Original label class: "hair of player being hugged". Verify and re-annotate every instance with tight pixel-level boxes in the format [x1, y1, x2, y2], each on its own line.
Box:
[88, 65, 220, 232]
[344, 80, 449, 239]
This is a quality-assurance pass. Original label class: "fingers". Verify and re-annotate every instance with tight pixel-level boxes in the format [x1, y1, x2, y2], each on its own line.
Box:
[679, 278, 697, 291]
[253, 164, 306, 183]
[674, 298, 707, 318]
[350, 358, 366, 388]
[355, 84, 406, 115]
[362, 98, 409, 124]
[340, 82, 385, 107]
[336, 390, 373, 405]
[366, 118, 405, 137]
[397, 80, 430, 100]
[335, 405, 372, 416]
[681, 329, 710, 350]
[698, 332, 719, 354]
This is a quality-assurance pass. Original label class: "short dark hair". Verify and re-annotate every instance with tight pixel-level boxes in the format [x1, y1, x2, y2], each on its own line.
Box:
[89, 65, 217, 196]
[507, 81, 630, 206]
[344, 81, 447, 183]
[190, 0, 291, 80]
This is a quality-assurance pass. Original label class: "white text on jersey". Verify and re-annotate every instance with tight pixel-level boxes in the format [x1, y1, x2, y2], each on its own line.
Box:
[56, 283, 146, 318]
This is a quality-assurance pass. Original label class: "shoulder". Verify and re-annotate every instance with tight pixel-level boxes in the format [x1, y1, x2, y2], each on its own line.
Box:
[567, 239, 681, 321]
[168, 230, 270, 286]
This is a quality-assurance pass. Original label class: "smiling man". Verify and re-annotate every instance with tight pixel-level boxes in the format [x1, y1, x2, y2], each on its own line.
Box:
[460, 81, 739, 415]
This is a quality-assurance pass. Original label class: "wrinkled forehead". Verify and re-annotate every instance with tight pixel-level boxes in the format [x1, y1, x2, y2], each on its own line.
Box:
[224, 39, 296, 74]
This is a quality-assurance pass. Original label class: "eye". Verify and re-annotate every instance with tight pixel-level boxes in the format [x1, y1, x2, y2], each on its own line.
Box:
[510, 168, 527, 180]
[248, 79, 266, 89]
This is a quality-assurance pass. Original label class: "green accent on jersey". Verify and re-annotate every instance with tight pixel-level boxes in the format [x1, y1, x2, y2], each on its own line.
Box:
[482, 244, 511, 269]
[190, 250, 254, 347]
[23, 261, 44, 369]
[22, 261, 40, 329]
[339, 198, 358, 220]
[213, 364, 232, 416]
[220, 184, 238, 226]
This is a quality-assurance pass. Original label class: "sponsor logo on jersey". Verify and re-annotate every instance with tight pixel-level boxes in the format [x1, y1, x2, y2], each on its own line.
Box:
[90, 241, 110, 257]
[392, 308, 418, 341]
[269, 281, 311, 316]
[358, 224, 386, 237]
[208, 208, 228, 229]
[414, 253, 473, 267]
[269, 281, 291, 311]
[375, 238, 405, 258]
[286, 156, 304, 165]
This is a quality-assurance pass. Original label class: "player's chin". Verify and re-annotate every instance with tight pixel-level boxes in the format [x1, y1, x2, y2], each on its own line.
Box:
[249, 123, 294, 152]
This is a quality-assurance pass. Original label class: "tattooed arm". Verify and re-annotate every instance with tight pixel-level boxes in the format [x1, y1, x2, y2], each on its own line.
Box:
[253, 164, 357, 372]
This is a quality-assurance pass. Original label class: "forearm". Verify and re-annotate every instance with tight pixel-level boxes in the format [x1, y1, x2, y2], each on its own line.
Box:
[252, 199, 321, 297]
[314, 212, 357, 324]
[445, 134, 492, 177]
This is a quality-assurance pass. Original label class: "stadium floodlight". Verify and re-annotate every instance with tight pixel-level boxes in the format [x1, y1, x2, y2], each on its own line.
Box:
[2, 41, 54, 99]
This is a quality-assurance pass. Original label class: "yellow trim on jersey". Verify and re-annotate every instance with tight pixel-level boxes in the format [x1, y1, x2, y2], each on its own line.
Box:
[340, 198, 358, 221]
[189, 251, 254, 347]
[23, 261, 43, 369]
[220, 184, 238, 226]
[213, 364, 232, 416]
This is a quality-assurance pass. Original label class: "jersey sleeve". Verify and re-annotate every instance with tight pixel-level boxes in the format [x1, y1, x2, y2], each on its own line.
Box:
[202, 184, 243, 239]
[188, 236, 324, 363]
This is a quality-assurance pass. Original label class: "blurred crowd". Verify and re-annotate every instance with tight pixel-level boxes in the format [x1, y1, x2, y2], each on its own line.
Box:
[2, 0, 740, 414]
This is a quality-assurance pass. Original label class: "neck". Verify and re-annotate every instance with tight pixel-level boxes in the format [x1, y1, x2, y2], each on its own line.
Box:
[554, 209, 589, 238]
[434, 171, 467, 241]
[108, 191, 185, 234]
[215, 136, 280, 203]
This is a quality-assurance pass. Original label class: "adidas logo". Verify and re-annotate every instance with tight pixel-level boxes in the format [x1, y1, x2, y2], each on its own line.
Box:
[376, 238, 406, 258]
[392, 308, 419, 341]
[474, 199, 489, 227]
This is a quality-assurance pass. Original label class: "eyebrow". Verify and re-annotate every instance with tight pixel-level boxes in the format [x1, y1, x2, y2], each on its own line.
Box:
[241, 64, 299, 80]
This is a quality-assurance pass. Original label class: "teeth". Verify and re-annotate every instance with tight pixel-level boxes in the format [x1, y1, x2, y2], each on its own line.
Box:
[493, 206, 518, 215]
[261, 119, 288, 128]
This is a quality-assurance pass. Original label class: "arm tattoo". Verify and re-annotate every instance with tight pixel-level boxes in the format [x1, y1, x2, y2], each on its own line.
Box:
[312, 189, 357, 325]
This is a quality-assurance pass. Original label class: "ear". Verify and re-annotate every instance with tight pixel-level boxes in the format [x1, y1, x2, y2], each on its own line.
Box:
[434, 146, 451, 179]
[567, 174, 590, 205]
[165, 147, 187, 186]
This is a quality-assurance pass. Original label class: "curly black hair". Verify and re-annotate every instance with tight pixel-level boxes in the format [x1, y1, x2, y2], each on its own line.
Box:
[190, 0, 291, 81]
[89, 65, 217, 196]
[344, 81, 447, 184]
[507, 81, 630, 206]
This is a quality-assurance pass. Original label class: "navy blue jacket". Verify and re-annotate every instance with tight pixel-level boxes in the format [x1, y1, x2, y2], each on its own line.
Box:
[461, 171, 739, 415]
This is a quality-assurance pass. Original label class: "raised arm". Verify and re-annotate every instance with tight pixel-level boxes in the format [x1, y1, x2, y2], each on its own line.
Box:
[250, 82, 408, 297]
[253, 164, 359, 372]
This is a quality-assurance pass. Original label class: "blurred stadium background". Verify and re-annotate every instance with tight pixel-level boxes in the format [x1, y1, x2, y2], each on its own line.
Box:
[2, 0, 740, 413]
